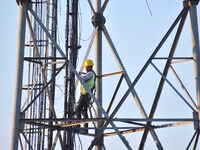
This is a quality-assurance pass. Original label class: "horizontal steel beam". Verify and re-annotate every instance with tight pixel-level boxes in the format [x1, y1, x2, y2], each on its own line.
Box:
[21, 118, 197, 123]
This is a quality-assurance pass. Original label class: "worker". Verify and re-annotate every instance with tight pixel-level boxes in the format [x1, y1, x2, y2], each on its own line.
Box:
[75, 59, 96, 133]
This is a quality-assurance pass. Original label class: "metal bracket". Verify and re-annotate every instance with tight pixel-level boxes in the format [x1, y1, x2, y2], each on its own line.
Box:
[91, 13, 106, 29]
[184, 0, 199, 6]
[193, 111, 199, 130]
[16, 0, 29, 5]
[20, 112, 25, 131]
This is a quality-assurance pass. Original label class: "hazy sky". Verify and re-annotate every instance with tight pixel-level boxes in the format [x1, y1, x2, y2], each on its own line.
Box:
[1, 0, 200, 149]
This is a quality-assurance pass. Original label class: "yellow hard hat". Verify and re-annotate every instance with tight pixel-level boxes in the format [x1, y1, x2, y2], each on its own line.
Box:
[83, 59, 94, 67]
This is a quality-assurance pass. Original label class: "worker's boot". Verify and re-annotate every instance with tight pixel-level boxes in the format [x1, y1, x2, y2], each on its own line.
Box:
[82, 123, 88, 134]
[74, 111, 81, 133]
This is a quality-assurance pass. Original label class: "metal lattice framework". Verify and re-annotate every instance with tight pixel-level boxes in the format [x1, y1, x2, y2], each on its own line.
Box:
[11, 0, 200, 150]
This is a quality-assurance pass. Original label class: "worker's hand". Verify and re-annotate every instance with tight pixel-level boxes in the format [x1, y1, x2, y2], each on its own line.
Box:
[79, 72, 86, 75]
[89, 99, 94, 105]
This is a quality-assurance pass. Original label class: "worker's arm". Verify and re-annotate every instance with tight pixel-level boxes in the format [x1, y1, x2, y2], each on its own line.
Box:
[81, 71, 94, 82]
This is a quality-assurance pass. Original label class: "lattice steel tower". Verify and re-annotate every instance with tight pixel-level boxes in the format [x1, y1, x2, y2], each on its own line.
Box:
[11, 0, 200, 149]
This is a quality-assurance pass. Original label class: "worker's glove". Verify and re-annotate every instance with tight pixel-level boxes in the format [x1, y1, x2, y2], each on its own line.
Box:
[79, 72, 85, 75]
[88, 99, 94, 105]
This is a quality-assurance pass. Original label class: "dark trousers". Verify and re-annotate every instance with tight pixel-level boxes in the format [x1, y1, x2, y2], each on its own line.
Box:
[76, 93, 91, 128]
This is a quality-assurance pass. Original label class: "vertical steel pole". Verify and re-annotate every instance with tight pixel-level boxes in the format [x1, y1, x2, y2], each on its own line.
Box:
[189, 3, 200, 128]
[95, 0, 103, 149]
[11, 1, 27, 150]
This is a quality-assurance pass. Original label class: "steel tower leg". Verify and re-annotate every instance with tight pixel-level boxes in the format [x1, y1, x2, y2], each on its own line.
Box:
[11, 1, 27, 149]
[95, 1, 103, 149]
[189, 2, 200, 128]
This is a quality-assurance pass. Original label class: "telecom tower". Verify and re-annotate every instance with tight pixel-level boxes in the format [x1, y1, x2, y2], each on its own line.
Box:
[11, 0, 200, 149]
